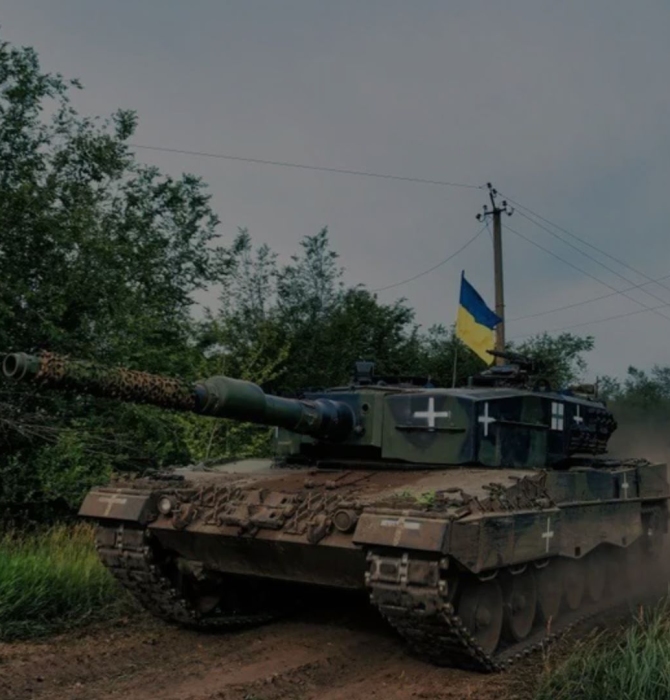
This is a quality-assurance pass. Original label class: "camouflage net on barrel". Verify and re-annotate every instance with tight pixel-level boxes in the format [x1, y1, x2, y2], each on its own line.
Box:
[31, 352, 197, 411]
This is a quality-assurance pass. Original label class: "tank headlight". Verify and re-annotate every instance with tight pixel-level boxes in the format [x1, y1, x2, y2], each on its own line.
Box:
[157, 496, 174, 516]
[333, 509, 358, 533]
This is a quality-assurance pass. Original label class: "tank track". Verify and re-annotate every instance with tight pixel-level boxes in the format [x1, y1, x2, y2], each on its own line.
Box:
[366, 549, 666, 672]
[95, 524, 665, 668]
[95, 523, 277, 629]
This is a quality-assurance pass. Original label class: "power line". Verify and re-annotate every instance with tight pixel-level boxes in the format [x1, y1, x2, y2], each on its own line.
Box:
[509, 300, 670, 340]
[508, 271, 670, 323]
[122, 150, 670, 327]
[128, 143, 484, 190]
[500, 192, 670, 295]
[511, 208, 670, 311]
[504, 223, 670, 324]
[370, 224, 488, 292]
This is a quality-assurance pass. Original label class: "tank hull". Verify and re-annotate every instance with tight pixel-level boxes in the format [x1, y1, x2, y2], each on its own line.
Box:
[81, 456, 670, 671]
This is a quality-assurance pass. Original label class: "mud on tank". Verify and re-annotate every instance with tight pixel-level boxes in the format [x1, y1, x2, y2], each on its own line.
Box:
[3, 350, 669, 671]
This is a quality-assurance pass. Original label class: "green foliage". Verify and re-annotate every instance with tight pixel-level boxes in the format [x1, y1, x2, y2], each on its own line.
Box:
[595, 365, 670, 460]
[512, 332, 595, 388]
[417, 491, 437, 506]
[599, 366, 670, 410]
[0, 524, 132, 640]
[414, 324, 485, 387]
[31, 428, 114, 510]
[175, 337, 290, 462]
[0, 32, 223, 515]
[0, 38, 220, 366]
[535, 600, 670, 700]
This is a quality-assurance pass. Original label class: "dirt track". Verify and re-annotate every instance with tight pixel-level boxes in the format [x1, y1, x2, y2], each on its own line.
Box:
[0, 598, 536, 700]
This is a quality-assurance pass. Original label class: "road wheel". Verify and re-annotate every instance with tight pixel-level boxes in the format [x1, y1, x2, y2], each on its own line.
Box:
[457, 578, 504, 655]
[502, 570, 537, 642]
[536, 563, 561, 626]
[560, 559, 585, 611]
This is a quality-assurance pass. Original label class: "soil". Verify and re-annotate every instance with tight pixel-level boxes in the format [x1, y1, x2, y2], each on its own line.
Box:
[0, 596, 544, 700]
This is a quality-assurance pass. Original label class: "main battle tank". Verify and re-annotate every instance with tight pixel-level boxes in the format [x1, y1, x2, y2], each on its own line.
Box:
[3, 350, 669, 671]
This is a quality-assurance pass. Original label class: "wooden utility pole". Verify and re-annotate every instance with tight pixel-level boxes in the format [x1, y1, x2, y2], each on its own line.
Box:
[476, 183, 514, 364]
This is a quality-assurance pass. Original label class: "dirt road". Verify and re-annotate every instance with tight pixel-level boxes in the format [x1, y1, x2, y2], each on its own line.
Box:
[0, 599, 536, 700]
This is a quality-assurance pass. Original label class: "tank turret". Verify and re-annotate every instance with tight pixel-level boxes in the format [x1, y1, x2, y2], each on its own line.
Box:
[2, 351, 355, 441]
[3, 349, 616, 468]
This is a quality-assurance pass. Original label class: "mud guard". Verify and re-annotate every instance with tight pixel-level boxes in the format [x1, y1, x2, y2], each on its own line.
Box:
[79, 488, 155, 524]
[353, 512, 449, 552]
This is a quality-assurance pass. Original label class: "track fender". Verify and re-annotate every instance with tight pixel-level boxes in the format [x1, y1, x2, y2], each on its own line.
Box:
[353, 511, 448, 552]
[79, 488, 155, 524]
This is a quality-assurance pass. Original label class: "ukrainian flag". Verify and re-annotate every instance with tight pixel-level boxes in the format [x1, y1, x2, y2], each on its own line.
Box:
[455, 272, 501, 365]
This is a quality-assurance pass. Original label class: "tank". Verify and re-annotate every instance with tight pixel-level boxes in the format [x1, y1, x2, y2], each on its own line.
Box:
[3, 349, 669, 671]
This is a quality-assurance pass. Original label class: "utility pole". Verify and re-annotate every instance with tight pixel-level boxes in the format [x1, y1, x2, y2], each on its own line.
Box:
[476, 183, 514, 364]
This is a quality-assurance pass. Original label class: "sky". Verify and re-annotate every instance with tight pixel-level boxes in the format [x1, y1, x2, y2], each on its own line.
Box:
[2, 0, 670, 380]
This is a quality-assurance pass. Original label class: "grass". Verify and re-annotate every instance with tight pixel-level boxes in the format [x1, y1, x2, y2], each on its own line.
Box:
[535, 598, 670, 700]
[387, 489, 438, 506]
[0, 523, 132, 640]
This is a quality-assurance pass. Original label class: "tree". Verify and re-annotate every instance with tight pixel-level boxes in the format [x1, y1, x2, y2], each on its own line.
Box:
[0, 35, 225, 515]
[0, 40, 221, 371]
[597, 365, 670, 460]
[598, 366, 670, 409]
[413, 324, 486, 387]
[511, 332, 594, 388]
[209, 228, 438, 393]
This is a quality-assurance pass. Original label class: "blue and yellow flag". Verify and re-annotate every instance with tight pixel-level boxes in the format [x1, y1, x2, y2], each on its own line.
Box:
[455, 272, 501, 365]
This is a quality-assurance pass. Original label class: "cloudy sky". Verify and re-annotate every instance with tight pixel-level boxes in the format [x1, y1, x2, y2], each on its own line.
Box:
[3, 1, 670, 379]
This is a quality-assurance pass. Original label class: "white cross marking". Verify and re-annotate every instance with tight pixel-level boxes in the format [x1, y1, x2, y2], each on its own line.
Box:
[413, 397, 451, 428]
[551, 402, 564, 430]
[98, 494, 128, 516]
[621, 472, 630, 499]
[380, 517, 422, 547]
[478, 402, 496, 437]
[573, 405, 584, 424]
[541, 517, 554, 553]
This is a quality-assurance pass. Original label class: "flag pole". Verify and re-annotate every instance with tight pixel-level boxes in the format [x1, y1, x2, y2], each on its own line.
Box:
[452, 339, 458, 388]
[452, 270, 463, 388]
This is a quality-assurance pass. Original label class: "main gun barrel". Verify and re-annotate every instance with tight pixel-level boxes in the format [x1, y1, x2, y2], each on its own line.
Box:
[2, 352, 355, 441]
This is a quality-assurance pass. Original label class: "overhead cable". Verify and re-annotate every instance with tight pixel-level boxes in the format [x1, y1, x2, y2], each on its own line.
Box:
[500, 192, 670, 296]
[129, 143, 484, 190]
[504, 224, 670, 324]
[511, 209, 670, 311]
[508, 271, 670, 323]
[508, 301, 670, 340]
[371, 225, 488, 292]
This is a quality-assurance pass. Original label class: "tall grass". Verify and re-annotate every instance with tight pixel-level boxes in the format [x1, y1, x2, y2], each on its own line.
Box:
[535, 599, 670, 700]
[0, 523, 132, 640]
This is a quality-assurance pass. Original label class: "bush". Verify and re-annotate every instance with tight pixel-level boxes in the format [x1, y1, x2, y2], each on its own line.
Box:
[535, 599, 670, 700]
[0, 523, 132, 640]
